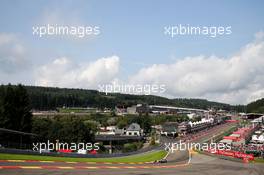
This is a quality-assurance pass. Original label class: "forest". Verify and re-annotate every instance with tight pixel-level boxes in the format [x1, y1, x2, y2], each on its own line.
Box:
[0, 84, 263, 150]
[21, 85, 237, 110]
[247, 98, 264, 113]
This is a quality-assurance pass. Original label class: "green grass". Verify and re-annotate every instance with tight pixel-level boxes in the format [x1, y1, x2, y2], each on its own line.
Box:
[58, 108, 96, 113]
[252, 158, 264, 163]
[0, 150, 167, 163]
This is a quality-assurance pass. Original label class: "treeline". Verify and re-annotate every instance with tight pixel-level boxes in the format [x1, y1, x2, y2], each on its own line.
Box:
[0, 84, 32, 132]
[32, 117, 97, 143]
[0, 84, 32, 146]
[0, 84, 99, 149]
[4, 85, 240, 111]
[247, 98, 264, 113]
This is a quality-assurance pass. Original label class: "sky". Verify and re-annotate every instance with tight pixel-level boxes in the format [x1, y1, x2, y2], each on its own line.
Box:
[0, 0, 264, 104]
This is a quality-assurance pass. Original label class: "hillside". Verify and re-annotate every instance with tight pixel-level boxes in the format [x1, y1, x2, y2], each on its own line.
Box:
[247, 98, 264, 113]
[1, 84, 237, 111]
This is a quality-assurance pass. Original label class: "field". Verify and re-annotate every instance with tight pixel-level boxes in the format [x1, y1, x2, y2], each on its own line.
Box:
[0, 150, 167, 163]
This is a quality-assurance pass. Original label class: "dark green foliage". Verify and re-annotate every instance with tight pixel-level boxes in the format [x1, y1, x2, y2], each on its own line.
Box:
[128, 115, 152, 134]
[2, 85, 235, 110]
[117, 118, 128, 129]
[32, 117, 97, 143]
[151, 114, 189, 125]
[0, 84, 32, 132]
[247, 98, 264, 113]
[122, 142, 143, 152]
[0, 84, 32, 146]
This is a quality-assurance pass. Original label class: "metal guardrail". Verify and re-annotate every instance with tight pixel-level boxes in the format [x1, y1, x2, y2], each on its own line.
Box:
[196, 149, 243, 163]
[0, 145, 162, 158]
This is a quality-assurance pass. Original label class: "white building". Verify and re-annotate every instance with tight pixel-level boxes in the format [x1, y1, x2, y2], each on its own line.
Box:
[251, 134, 264, 143]
[98, 123, 143, 136]
[124, 123, 143, 136]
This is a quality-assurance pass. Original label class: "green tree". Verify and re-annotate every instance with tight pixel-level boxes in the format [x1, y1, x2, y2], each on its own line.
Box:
[107, 117, 117, 126]
[117, 117, 128, 129]
[0, 84, 32, 132]
[31, 118, 51, 142]
[32, 117, 97, 143]
[83, 120, 99, 134]
[0, 84, 33, 147]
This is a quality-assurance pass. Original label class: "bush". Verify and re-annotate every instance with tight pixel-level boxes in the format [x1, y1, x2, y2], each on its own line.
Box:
[122, 142, 143, 152]
[122, 143, 138, 152]
[150, 135, 156, 145]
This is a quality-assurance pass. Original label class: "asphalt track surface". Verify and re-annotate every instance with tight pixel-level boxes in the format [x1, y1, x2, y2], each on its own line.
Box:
[1, 153, 264, 175]
[1, 123, 263, 175]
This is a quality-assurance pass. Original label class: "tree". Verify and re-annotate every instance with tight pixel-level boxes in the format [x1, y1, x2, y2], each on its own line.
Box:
[247, 98, 264, 113]
[0, 84, 33, 147]
[9, 85, 234, 111]
[32, 117, 97, 143]
[107, 117, 117, 126]
[123, 143, 137, 152]
[83, 120, 99, 133]
[32, 118, 51, 142]
[127, 115, 151, 134]
[150, 136, 155, 145]
[15, 84, 32, 132]
[0, 84, 32, 132]
[0, 85, 6, 129]
[117, 118, 128, 129]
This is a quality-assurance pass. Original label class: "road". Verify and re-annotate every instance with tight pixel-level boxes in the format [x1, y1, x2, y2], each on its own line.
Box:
[1, 152, 263, 175]
[1, 122, 263, 175]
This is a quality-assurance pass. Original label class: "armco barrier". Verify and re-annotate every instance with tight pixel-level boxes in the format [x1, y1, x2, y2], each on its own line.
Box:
[207, 149, 254, 161]
[0, 145, 162, 158]
[197, 149, 244, 163]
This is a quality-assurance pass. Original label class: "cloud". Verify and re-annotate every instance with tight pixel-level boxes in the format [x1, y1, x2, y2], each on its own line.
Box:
[34, 33, 264, 104]
[39, 4, 83, 26]
[255, 31, 264, 41]
[129, 34, 264, 104]
[35, 56, 120, 89]
[3, 29, 264, 105]
[36, 6, 98, 40]
[0, 33, 29, 74]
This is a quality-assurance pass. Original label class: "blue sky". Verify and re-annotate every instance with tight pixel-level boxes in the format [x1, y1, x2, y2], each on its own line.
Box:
[0, 0, 264, 104]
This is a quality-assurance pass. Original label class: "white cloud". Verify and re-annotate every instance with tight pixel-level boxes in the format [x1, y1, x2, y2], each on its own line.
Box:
[129, 35, 264, 104]
[3, 30, 264, 105]
[39, 6, 82, 26]
[0, 33, 16, 45]
[36, 7, 98, 40]
[0, 33, 29, 74]
[255, 31, 264, 41]
[35, 56, 120, 89]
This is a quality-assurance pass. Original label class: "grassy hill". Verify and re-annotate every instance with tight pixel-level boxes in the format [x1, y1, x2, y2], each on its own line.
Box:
[1, 84, 240, 111]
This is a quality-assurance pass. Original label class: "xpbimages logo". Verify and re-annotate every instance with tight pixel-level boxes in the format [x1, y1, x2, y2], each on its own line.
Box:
[32, 24, 100, 38]
[32, 140, 100, 153]
[98, 82, 166, 95]
[164, 24, 232, 38]
[164, 140, 231, 153]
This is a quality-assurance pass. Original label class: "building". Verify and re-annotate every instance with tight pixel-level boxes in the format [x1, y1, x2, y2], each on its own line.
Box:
[98, 126, 123, 135]
[124, 123, 143, 136]
[242, 113, 263, 120]
[251, 116, 264, 127]
[220, 125, 258, 146]
[127, 106, 137, 114]
[188, 118, 214, 132]
[97, 123, 143, 136]
[136, 104, 149, 114]
[115, 105, 127, 116]
[161, 122, 178, 137]
[178, 122, 191, 135]
[116, 104, 149, 115]
[149, 105, 208, 115]
[251, 133, 264, 144]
